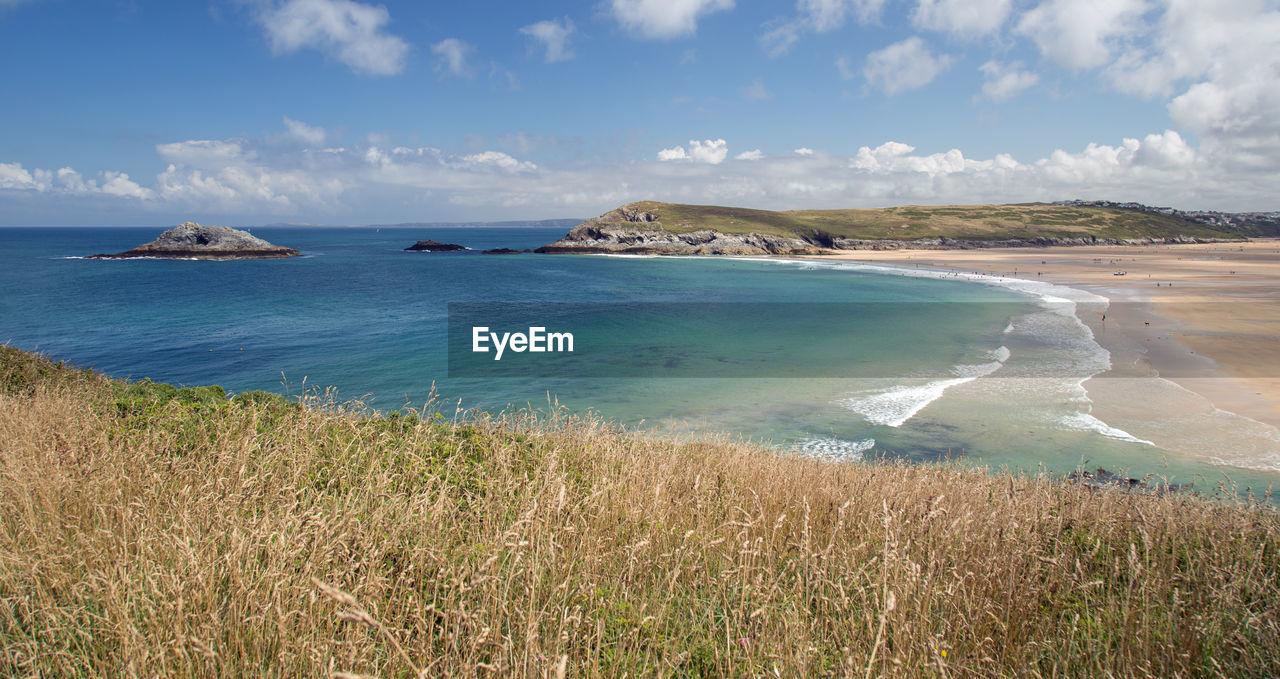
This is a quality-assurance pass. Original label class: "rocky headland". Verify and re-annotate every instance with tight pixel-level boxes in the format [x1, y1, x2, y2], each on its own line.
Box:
[535, 206, 829, 255]
[535, 202, 1246, 255]
[89, 222, 299, 259]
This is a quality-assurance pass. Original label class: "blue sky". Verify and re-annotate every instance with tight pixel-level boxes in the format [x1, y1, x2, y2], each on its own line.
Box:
[1, 0, 1277, 225]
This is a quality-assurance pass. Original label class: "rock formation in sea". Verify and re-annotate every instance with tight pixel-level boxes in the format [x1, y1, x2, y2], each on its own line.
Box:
[89, 222, 300, 259]
[405, 240, 468, 252]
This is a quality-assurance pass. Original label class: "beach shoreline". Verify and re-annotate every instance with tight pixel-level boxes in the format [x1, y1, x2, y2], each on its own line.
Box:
[799, 239, 1280, 471]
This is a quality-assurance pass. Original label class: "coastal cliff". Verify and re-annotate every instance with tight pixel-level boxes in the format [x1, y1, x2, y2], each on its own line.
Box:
[536, 201, 1246, 255]
[89, 222, 300, 259]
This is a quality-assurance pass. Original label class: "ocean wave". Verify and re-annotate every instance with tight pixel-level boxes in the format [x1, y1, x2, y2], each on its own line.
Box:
[1060, 412, 1155, 446]
[837, 349, 1010, 427]
[794, 436, 875, 462]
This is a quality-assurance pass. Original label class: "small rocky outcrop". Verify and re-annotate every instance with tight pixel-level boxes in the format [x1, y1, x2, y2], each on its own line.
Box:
[1067, 468, 1174, 494]
[535, 206, 828, 255]
[405, 240, 467, 252]
[480, 248, 526, 255]
[89, 222, 299, 259]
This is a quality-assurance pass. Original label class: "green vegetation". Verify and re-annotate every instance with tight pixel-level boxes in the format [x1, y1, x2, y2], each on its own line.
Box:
[621, 201, 1249, 242]
[2, 345, 1278, 677]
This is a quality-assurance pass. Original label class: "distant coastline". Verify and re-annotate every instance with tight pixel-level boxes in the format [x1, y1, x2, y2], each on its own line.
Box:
[535, 201, 1260, 256]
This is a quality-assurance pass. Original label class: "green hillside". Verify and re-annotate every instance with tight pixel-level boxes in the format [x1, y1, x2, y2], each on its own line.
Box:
[621, 201, 1248, 242]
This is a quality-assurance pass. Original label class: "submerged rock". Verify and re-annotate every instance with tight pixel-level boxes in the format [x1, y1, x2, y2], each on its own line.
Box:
[480, 248, 526, 255]
[89, 222, 300, 259]
[405, 240, 467, 252]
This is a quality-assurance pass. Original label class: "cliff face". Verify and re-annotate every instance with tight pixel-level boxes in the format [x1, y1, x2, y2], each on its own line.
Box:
[90, 222, 300, 259]
[534, 207, 830, 255]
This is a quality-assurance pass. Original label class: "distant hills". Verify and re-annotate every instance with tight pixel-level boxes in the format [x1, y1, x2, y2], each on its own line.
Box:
[535, 201, 1261, 254]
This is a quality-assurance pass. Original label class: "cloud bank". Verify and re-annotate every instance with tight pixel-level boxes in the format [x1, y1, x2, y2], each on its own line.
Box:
[4, 119, 1274, 225]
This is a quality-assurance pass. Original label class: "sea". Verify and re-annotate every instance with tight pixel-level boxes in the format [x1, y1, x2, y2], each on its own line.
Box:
[3, 226, 1278, 497]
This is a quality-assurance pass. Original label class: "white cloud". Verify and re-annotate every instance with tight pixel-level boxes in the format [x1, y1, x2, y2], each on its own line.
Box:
[609, 0, 734, 39]
[863, 37, 953, 95]
[736, 149, 764, 160]
[283, 116, 327, 145]
[0, 161, 154, 199]
[657, 139, 729, 164]
[1101, 0, 1280, 170]
[257, 0, 409, 76]
[794, 147, 815, 156]
[519, 17, 575, 63]
[743, 79, 772, 100]
[462, 151, 537, 172]
[432, 38, 472, 78]
[763, 0, 888, 56]
[912, 0, 1011, 38]
[1016, 0, 1148, 70]
[156, 140, 247, 165]
[98, 171, 153, 199]
[657, 146, 689, 161]
[55, 167, 87, 192]
[0, 161, 37, 190]
[978, 60, 1038, 101]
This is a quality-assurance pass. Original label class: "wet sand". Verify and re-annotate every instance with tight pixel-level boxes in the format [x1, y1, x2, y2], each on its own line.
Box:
[802, 240, 1280, 470]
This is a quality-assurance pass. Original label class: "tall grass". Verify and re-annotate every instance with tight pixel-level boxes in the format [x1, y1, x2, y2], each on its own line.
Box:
[1, 347, 1277, 677]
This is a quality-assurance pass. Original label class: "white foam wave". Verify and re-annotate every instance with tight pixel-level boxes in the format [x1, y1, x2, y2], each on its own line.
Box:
[1061, 412, 1155, 446]
[795, 437, 875, 461]
[838, 351, 1009, 427]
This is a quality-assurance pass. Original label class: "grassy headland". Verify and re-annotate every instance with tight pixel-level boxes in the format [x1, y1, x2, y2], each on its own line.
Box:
[619, 201, 1248, 242]
[2, 346, 1278, 677]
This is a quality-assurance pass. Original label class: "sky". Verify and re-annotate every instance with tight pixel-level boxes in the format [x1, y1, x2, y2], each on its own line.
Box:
[1, 0, 1278, 225]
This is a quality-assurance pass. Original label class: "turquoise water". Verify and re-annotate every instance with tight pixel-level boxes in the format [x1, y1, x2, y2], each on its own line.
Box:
[3, 226, 1278, 495]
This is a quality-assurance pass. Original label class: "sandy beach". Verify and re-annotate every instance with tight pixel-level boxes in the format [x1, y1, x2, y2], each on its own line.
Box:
[804, 240, 1280, 471]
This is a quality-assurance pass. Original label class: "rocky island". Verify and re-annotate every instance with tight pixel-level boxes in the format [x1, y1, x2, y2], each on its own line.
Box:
[536, 201, 1251, 255]
[405, 240, 467, 252]
[89, 222, 299, 259]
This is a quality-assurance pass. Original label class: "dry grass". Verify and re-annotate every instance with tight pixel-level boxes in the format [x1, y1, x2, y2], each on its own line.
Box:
[1, 347, 1278, 677]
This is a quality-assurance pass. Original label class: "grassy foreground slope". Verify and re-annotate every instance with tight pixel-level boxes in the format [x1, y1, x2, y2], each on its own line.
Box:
[623, 201, 1247, 242]
[2, 347, 1278, 677]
